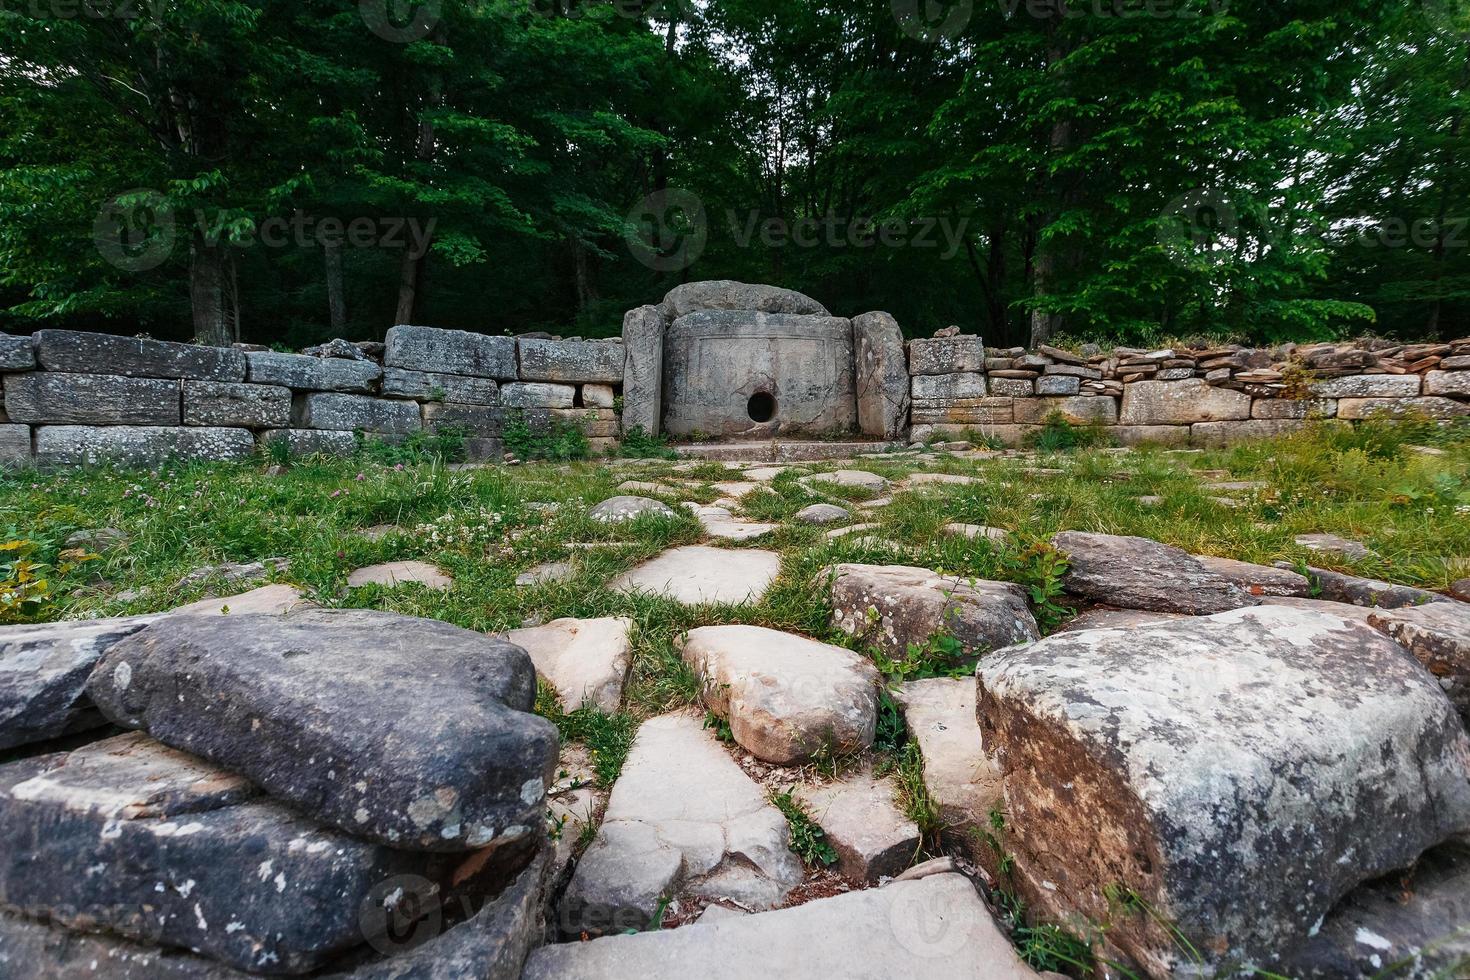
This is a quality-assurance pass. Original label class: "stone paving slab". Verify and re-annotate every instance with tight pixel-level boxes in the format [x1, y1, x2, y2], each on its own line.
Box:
[611, 546, 780, 605]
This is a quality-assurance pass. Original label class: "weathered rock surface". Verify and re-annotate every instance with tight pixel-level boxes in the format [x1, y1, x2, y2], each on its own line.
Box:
[0, 911, 246, 979]
[6, 373, 180, 426]
[347, 560, 453, 590]
[1367, 602, 1470, 719]
[516, 338, 623, 384]
[0, 733, 454, 973]
[182, 380, 290, 428]
[659, 280, 829, 318]
[680, 625, 880, 764]
[165, 583, 311, 618]
[687, 505, 775, 542]
[1282, 563, 1450, 609]
[293, 393, 420, 434]
[1295, 531, 1375, 560]
[0, 332, 35, 371]
[1054, 607, 1187, 633]
[1119, 378, 1252, 424]
[620, 305, 664, 436]
[910, 372, 987, 402]
[612, 546, 780, 605]
[1451, 578, 1470, 602]
[176, 557, 289, 590]
[1012, 394, 1118, 426]
[246, 350, 382, 393]
[533, 873, 1037, 980]
[829, 563, 1039, 659]
[1425, 369, 1470, 397]
[500, 382, 575, 410]
[1194, 555, 1312, 597]
[384, 325, 517, 379]
[380, 367, 499, 405]
[258, 428, 358, 457]
[0, 616, 155, 750]
[0, 424, 30, 467]
[34, 330, 245, 381]
[588, 495, 678, 522]
[1052, 530, 1254, 614]
[802, 468, 889, 491]
[976, 605, 1470, 977]
[507, 616, 632, 714]
[943, 523, 1008, 542]
[560, 714, 802, 935]
[892, 677, 1000, 842]
[908, 335, 986, 376]
[794, 502, 850, 525]
[793, 772, 919, 881]
[1311, 374, 1422, 398]
[86, 610, 558, 852]
[852, 312, 910, 439]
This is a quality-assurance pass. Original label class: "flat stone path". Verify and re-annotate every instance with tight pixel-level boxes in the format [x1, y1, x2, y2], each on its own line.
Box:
[346, 560, 452, 590]
[611, 546, 780, 605]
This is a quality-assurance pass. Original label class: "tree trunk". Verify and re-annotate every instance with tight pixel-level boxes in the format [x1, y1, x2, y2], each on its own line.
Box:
[570, 236, 596, 312]
[394, 249, 422, 326]
[1029, 12, 1075, 349]
[324, 238, 347, 335]
[190, 233, 237, 347]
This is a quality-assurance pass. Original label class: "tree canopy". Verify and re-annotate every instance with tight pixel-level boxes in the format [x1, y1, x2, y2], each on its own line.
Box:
[1, 0, 1465, 346]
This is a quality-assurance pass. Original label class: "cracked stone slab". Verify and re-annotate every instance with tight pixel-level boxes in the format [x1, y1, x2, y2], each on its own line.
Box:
[829, 563, 1039, 659]
[1052, 531, 1254, 614]
[680, 625, 880, 764]
[893, 677, 1000, 846]
[86, 609, 558, 853]
[976, 604, 1470, 977]
[611, 546, 780, 605]
[793, 771, 919, 881]
[506, 616, 632, 714]
[686, 504, 776, 542]
[559, 713, 802, 936]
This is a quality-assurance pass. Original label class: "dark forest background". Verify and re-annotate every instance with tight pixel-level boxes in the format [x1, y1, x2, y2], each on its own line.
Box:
[1, 0, 1467, 348]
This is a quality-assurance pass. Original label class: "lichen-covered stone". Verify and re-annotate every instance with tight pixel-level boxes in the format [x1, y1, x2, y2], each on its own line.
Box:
[1119, 378, 1251, 424]
[293, 392, 420, 434]
[1311, 374, 1422, 398]
[517, 338, 623, 384]
[1191, 418, 1309, 445]
[1336, 396, 1469, 420]
[86, 610, 558, 852]
[34, 330, 245, 381]
[382, 367, 498, 404]
[501, 382, 575, 410]
[246, 350, 381, 392]
[384, 325, 517, 379]
[1012, 395, 1117, 425]
[5, 373, 180, 425]
[659, 280, 828, 318]
[421, 401, 505, 436]
[1052, 530, 1254, 613]
[34, 425, 254, 467]
[829, 563, 1039, 659]
[907, 335, 985, 376]
[258, 428, 357, 456]
[1035, 374, 1081, 396]
[0, 333, 35, 371]
[183, 381, 290, 428]
[1424, 369, 1470, 397]
[0, 909, 247, 979]
[852, 312, 910, 439]
[976, 605, 1470, 978]
[910, 372, 986, 401]
[1194, 555, 1312, 598]
[1283, 564, 1450, 609]
[0, 424, 30, 467]
[620, 305, 664, 437]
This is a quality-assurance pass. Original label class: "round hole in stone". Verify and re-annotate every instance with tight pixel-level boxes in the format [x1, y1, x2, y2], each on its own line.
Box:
[746, 391, 776, 423]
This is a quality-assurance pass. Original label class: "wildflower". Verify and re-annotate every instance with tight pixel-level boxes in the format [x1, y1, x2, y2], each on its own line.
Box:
[355, 473, 366, 482]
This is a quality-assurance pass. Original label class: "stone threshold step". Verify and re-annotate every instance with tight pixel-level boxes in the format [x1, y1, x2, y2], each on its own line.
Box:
[672, 440, 903, 462]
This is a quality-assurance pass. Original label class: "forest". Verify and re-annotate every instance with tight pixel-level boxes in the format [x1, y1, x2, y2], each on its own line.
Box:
[0, 0, 1466, 349]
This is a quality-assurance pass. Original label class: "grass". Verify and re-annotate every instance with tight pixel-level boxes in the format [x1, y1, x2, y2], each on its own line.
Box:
[770, 789, 838, 868]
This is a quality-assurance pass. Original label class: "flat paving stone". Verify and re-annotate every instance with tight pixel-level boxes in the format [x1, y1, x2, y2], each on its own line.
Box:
[794, 771, 919, 882]
[507, 616, 633, 714]
[802, 469, 889, 492]
[589, 496, 679, 523]
[347, 560, 452, 590]
[611, 546, 780, 605]
[516, 560, 576, 586]
[825, 522, 880, 540]
[1295, 532, 1375, 560]
[906, 473, 981, 486]
[943, 523, 1008, 542]
[686, 504, 776, 542]
[893, 678, 999, 850]
[165, 583, 312, 617]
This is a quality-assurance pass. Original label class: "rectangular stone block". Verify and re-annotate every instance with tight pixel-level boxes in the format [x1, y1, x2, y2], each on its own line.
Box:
[292, 393, 420, 434]
[1035, 375, 1081, 396]
[183, 381, 290, 428]
[1424, 370, 1470, 398]
[381, 366, 498, 405]
[620, 306, 663, 436]
[34, 425, 255, 467]
[384, 324, 517, 379]
[1337, 396, 1469, 420]
[34, 329, 244, 381]
[911, 397, 1014, 425]
[1120, 378, 1251, 425]
[517, 337, 623, 383]
[910, 372, 986, 401]
[1190, 419, 1308, 446]
[582, 383, 616, 408]
[1014, 395, 1118, 426]
[1113, 425, 1190, 447]
[1043, 363, 1103, 380]
[464, 437, 505, 462]
[1252, 398, 1336, 419]
[989, 376, 1034, 397]
[912, 422, 1033, 447]
[907, 335, 985, 376]
[5, 373, 180, 425]
[0, 333, 35, 371]
[1311, 374, 1421, 398]
[421, 401, 506, 436]
[502, 382, 576, 409]
[0, 424, 30, 467]
[853, 312, 910, 440]
[246, 351, 381, 393]
[1155, 367, 1195, 381]
[258, 428, 357, 457]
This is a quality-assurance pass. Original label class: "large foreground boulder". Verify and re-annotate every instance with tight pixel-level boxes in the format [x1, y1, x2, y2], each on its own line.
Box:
[86, 610, 558, 852]
[828, 563, 1039, 659]
[976, 605, 1470, 977]
[1051, 531, 1254, 614]
[679, 625, 880, 764]
[0, 912, 247, 979]
[0, 733, 462, 974]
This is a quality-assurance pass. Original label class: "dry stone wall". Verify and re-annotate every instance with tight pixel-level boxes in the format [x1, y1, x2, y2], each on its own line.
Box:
[0, 327, 624, 468]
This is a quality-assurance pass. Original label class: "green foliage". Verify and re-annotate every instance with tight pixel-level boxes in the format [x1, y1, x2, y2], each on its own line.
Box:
[619, 425, 678, 460]
[357, 427, 469, 466]
[871, 623, 973, 682]
[503, 411, 589, 462]
[873, 687, 907, 753]
[0, 532, 95, 624]
[891, 742, 942, 852]
[535, 689, 637, 788]
[702, 709, 734, 743]
[770, 789, 837, 868]
[1025, 413, 1115, 453]
[1005, 541, 1074, 633]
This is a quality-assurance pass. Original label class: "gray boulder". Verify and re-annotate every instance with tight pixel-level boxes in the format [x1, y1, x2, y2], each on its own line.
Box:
[829, 563, 1039, 660]
[384, 325, 517, 380]
[246, 350, 382, 393]
[0, 912, 246, 979]
[34, 330, 245, 381]
[0, 733, 459, 974]
[659, 280, 829, 318]
[976, 604, 1470, 977]
[907, 335, 986, 376]
[86, 610, 559, 852]
[381, 367, 498, 405]
[5, 373, 180, 425]
[588, 496, 678, 523]
[852, 312, 910, 440]
[0, 616, 156, 750]
[516, 338, 623, 384]
[1052, 530, 1254, 613]
[793, 503, 850, 525]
